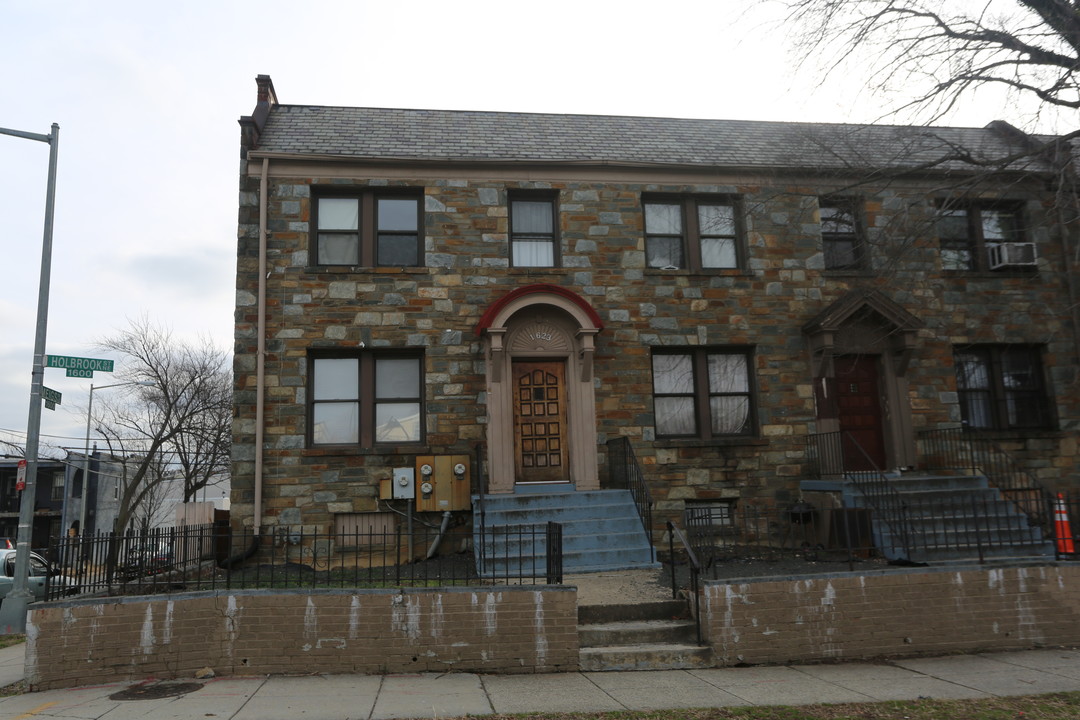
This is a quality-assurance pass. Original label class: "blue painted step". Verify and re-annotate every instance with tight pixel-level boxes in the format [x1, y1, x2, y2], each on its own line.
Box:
[473, 489, 659, 575]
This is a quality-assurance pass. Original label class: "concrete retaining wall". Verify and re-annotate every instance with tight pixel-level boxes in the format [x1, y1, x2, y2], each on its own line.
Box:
[26, 586, 578, 691]
[702, 563, 1080, 666]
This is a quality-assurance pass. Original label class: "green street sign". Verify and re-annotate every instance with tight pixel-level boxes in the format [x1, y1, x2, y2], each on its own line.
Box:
[42, 387, 61, 405]
[46, 355, 114, 376]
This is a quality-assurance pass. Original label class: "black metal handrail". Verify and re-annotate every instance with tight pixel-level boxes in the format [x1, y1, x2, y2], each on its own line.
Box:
[806, 430, 913, 560]
[667, 520, 702, 646]
[606, 436, 655, 561]
[917, 426, 1051, 529]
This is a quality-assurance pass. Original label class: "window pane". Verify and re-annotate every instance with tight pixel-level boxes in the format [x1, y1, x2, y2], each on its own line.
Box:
[644, 203, 681, 234]
[960, 392, 993, 428]
[318, 233, 360, 265]
[824, 239, 858, 269]
[698, 204, 735, 236]
[655, 397, 695, 435]
[375, 403, 421, 442]
[319, 198, 359, 230]
[646, 236, 683, 268]
[513, 239, 555, 267]
[314, 358, 359, 400]
[1001, 348, 1037, 389]
[820, 205, 855, 234]
[701, 237, 737, 268]
[376, 357, 420, 399]
[941, 246, 973, 271]
[512, 200, 553, 234]
[982, 210, 1018, 242]
[653, 354, 694, 394]
[377, 234, 419, 266]
[937, 209, 968, 239]
[708, 353, 748, 393]
[954, 352, 989, 390]
[378, 198, 418, 232]
[711, 396, 750, 434]
[313, 403, 359, 444]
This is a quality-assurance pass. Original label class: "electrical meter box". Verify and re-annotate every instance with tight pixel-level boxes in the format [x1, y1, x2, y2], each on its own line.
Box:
[414, 455, 470, 512]
[392, 467, 415, 500]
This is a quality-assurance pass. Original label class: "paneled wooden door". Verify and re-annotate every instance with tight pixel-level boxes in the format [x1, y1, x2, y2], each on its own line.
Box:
[512, 360, 570, 483]
[835, 355, 887, 471]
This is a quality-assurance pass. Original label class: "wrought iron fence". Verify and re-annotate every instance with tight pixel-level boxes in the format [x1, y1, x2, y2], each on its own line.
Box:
[666, 521, 702, 645]
[46, 521, 564, 600]
[917, 426, 1050, 529]
[607, 436, 655, 560]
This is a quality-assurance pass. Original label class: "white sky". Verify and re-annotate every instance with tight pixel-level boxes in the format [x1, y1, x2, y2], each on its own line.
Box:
[0, 0, 1062, 456]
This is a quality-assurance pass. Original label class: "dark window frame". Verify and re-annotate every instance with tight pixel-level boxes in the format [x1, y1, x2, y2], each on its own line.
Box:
[953, 344, 1052, 431]
[312, 189, 424, 268]
[642, 194, 744, 271]
[308, 350, 426, 448]
[509, 190, 560, 268]
[651, 347, 756, 440]
[819, 197, 866, 270]
[936, 202, 1026, 273]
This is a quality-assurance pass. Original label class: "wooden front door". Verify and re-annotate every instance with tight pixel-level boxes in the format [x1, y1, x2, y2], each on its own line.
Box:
[512, 360, 570, 483]
[835, 355, 887, 471]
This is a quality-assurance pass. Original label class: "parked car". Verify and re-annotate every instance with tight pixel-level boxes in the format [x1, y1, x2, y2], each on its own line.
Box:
[0, 549, 77, 603]
[120, 542, 175, 579]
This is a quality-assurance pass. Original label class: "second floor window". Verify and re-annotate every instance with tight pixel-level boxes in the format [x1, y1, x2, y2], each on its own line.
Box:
[315, 192, 422, 267]
[644, 196, 741, 271]
[937, 205, 1022, 272]
[510, 194, 558, 267]
[652, 348, 755, 439]
[310, 352, 424, 447]
[820, 198, 864, 270]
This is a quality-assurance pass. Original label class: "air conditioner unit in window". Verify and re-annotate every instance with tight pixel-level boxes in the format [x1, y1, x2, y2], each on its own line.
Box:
[988, 242, 1038, 269]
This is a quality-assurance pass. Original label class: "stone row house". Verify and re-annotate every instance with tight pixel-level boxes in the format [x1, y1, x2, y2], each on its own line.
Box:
[233, 75, 1078, 563]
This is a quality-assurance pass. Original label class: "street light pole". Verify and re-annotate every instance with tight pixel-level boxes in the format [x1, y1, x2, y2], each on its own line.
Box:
[0, 123, 59, 634]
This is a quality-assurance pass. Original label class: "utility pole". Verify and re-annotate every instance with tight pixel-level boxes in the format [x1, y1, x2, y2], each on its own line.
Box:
[0, 123, 59, 634]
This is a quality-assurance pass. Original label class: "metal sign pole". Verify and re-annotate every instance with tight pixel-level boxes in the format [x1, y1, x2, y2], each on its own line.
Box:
[0, 123, 59, 633]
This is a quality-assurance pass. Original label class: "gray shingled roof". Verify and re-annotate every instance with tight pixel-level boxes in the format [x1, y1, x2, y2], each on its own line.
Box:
[252, 104, 1058, 174]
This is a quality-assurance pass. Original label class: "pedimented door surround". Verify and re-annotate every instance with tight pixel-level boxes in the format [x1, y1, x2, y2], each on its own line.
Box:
[803, 289, 924, 470]
[476, 284, 604, 493]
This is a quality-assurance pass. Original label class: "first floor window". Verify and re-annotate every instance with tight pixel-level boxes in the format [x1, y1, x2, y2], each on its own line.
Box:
[954, 345, 1051, 430]
[652, 348, 754, 438]
[310, 352, 424, 447]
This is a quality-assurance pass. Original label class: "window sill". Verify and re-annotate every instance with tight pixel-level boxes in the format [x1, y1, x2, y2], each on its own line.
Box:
[303, 266, 430, 275]
[303, 444, 430, 457]
[941, 269, 1040, 278]
[958, 428, 1060, 440]
[644, 268, 753, 277]
[653, 436, 768, 449]
[822, 268, 873, 277]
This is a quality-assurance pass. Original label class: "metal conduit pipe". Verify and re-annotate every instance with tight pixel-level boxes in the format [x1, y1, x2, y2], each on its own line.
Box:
[426, 511, 453, 559]
[254, 156, 269, 537]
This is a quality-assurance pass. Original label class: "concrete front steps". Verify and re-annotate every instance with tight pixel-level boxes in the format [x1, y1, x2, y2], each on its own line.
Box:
[846, 472, 1055, 563]
[472, 488, 659, 576]
[578, 600, 713, 671]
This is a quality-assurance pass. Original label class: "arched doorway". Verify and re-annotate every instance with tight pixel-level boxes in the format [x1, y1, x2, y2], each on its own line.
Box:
[476, 285, 603, 493]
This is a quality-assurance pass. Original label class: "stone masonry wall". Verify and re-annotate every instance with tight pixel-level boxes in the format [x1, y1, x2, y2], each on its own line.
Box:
[233, 170, 1079, 536]
[703, 563, 1080, 666]
[26, 586, 578, 691]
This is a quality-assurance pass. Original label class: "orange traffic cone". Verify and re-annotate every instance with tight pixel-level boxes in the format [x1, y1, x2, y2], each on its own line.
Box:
[1054, 493, 1075, 554]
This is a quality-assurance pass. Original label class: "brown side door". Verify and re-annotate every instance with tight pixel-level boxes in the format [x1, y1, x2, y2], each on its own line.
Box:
[834, 355, 887, 471]
[512, 360, 570, 483]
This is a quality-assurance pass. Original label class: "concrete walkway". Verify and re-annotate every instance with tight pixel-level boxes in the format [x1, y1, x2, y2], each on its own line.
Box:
[1, 642, 1078, 719]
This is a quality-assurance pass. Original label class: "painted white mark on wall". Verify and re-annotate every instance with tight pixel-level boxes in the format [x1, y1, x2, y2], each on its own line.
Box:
[140, 605, 155, 655]
[821, 582, 836, 607]
[316, 638, 346, 649]
[304, 597, 318, 643]
[391, 593, 421, 639]
[162, 601, 174, 647]
[533, 591, 548, 666]
[429, 594, 444, 638]
[349, 596, 361, 640]
[483, 592, 500, 636]
[224, 596, 241, 662]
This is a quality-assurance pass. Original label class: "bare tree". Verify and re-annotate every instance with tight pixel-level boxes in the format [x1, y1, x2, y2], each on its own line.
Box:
[784, 0, 1080, 129]
[93, 319, 231, 533]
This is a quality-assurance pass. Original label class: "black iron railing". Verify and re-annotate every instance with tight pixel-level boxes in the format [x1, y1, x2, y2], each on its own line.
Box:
[917, 426, 1051, 529]
[807, 430, 913, 559]
[606, 436, 654, 560]
[46, 521, 564, 600]
[667, 520, 702, 645]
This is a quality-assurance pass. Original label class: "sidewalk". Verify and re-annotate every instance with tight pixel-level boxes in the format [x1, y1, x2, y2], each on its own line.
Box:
[1, 642, 1078, 719]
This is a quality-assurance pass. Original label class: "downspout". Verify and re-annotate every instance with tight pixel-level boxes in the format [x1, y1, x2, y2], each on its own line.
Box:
[255, 156, 269, 537]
